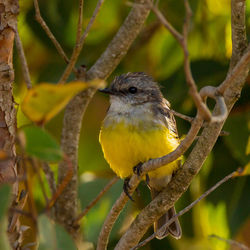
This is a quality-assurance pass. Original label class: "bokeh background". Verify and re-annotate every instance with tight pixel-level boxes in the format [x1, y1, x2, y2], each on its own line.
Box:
[13, 0, 250, 249]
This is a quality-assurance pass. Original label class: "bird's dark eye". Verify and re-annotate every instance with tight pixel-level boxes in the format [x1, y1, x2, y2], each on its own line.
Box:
[128, 86, 137, 94]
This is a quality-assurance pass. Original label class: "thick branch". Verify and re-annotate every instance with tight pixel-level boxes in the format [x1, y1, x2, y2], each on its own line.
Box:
[55, 0, 150, 238]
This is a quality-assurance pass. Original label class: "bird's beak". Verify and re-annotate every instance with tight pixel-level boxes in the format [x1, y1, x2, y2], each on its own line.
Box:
[98, 87, 114, 95]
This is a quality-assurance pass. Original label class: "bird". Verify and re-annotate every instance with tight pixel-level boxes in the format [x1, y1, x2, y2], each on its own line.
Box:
[99, 72, 182, 239]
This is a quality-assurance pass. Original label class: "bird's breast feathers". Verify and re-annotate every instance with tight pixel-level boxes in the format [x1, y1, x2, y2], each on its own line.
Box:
[99, 101, 181, 179]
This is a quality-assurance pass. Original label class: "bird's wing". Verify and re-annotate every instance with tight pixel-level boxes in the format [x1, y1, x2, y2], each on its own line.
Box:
[154, 98, 179, 137]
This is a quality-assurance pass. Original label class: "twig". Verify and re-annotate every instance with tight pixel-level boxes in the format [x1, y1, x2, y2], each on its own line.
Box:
[41, 162, 56, 195]
[132, 170, 237, 250]
[170, 109, 194, 123]
[14, 29, 32, 89]
[31, 159, 49, 205]
[170, 109, 228, 136]
[150, 2, 183, 43]
[76, 0, 84, 43]
[97, 175, 140, 250]
[33, 0, 69, 64]
[148, 0, 212, 121]
[59, 0, 105, 83]
[74, 177, 118, 225]
[46, 155, 73, 211]
[209, 234, 250, 250]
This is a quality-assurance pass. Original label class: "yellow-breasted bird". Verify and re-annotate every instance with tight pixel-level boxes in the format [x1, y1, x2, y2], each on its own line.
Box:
[99, 72, 182, 239]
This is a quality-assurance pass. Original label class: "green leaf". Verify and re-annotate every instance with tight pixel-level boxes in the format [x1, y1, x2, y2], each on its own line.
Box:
[38, 215, 76, 250]
[21, 125, 63, 162]
[0, 185, 11, 250]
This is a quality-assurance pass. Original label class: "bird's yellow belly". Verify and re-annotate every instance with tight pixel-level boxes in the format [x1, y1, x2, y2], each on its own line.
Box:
[99, 122, 180, 179]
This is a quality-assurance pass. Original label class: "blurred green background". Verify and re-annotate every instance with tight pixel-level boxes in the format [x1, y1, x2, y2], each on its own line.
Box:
[13, 0, 250, 249]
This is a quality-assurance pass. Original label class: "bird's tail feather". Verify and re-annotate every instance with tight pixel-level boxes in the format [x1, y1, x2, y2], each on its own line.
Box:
[151, 189, 182, 240]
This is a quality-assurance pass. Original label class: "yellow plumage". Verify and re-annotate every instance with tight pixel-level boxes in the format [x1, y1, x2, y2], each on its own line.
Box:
[99, 121, 180, 180]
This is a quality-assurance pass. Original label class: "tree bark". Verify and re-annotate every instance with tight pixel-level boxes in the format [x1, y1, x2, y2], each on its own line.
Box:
[0, 0, 20, 249]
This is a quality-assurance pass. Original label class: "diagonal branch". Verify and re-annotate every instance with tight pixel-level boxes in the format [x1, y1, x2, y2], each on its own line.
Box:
[59, 0, 105, 83]
[33, 0, 69, 64]
[132, 170, 238, 250]
[15, 28, 32, 89]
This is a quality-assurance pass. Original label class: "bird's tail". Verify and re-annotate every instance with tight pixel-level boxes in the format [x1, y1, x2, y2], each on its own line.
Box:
[151, 189, 182, 239]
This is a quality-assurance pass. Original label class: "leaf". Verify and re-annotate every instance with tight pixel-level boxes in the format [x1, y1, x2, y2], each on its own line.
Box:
[21, 80, 105, 124]
[21, 125, 63, 162]
[0, 185, 11, 250]
[38, 215, 76, 250]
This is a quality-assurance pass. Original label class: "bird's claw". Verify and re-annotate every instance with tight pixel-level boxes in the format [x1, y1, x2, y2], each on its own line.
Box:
[123, 177, 134, 202]
[133, 162, 143, 176]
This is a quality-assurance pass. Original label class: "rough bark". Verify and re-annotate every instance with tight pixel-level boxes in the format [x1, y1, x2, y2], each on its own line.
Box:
[0, 0, 20, 248]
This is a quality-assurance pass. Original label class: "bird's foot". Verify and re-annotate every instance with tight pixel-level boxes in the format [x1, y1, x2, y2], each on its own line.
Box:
[123, 177, 134, 202]
[133, 162, 143, 176]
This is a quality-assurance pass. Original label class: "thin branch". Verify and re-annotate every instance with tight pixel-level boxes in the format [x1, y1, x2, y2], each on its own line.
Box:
[170, 109, 194, 123]
[59, 0, 105, 83]
[15, 29, 32, 89]
[41, 162, 56, 195]
[209, 235, 250, 250]
[132, 170, 238, 250]
[74, 177, 118, 225]
[31, 159, 49, 205]
[150, 2, 183, 43]
[97, 175, 140, 250]
[76, 0, 84, 43]
[33, 0, 69, 64]
[181, 0, 212, 121]
[148, 0, 212, 121]
[46, 155, 73, 211]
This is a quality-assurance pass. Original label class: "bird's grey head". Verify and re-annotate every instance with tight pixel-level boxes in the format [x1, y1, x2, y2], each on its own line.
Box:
[99, 72, 163, 105]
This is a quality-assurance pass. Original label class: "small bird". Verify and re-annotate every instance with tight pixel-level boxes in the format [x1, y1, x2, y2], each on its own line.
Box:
[99, 72, 182, 239]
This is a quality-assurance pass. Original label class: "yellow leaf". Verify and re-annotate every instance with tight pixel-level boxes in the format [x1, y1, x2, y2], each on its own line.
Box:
[21, 80, 105, 124]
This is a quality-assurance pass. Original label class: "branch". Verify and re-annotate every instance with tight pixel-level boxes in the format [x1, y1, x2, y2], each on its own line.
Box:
[54, 0, 150, 238]
[148, 0, 212, 121]
[74, 177, 118, 225]
[59, 0, 105, 83]
[15, 28, 32, 89]
[132, 170, 238, 250]
[33, 0, 69, 64]
[229, 0, 248, 69]
[209, 235, 250, 250]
